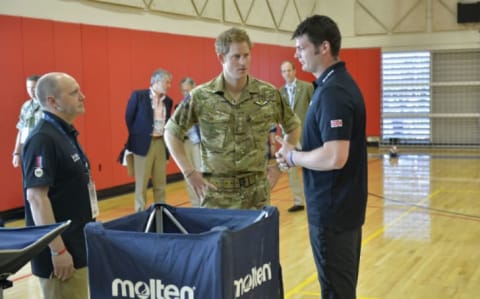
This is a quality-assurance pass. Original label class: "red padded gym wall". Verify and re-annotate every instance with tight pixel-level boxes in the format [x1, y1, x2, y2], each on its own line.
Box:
[0, 15, 25, 213]
[81, 24, 114, 190]
[105, 27, 135, 186]
[341, 48, 382, 138]
[0, 16, 60, 212]
[0, 14, 381, 212]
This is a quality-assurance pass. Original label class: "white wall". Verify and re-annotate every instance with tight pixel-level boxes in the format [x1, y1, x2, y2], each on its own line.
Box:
[0, 0, 479, 51]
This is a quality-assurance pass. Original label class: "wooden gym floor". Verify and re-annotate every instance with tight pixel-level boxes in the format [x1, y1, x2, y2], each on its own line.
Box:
[4, 147, 480, 299]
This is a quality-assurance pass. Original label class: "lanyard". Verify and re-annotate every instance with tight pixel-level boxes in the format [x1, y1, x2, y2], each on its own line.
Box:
[43, 113, 90, 174]
[322, 69, 335, 84]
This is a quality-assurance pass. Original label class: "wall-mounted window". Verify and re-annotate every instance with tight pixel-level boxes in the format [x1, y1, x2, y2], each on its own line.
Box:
[382, 50, 480, 147]
[381, 52, 431, 145]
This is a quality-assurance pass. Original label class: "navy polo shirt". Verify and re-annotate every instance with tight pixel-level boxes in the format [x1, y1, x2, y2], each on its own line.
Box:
[22, 111, 93, 278]
[302, 62, 368, 230]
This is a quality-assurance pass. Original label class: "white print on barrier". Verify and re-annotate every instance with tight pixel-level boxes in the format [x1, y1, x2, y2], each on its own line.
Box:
[111, 278, 195, 299]
[233, 262, 272, 298]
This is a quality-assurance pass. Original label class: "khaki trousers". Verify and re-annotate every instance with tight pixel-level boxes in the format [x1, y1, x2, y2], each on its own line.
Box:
[184, 139, 201, 207]
[203, 175, 270, 210]
[288, 167, 305, 206]
[38, 267, 88, 299]
[133, 138, 167, 212]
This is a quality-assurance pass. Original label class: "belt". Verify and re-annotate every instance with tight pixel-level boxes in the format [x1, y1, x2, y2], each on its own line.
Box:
[152, 135, 163, 139]
[204, 173, 262, 189]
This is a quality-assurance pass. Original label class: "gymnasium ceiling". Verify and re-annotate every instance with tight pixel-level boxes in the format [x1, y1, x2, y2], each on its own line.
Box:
[87, 0, 475, 35]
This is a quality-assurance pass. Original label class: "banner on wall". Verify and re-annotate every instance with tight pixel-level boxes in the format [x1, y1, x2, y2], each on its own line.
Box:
[85, 204, 282, 299]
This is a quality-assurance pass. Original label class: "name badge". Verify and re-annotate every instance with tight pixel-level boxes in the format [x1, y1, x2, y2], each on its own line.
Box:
[88, 178, 99, 218]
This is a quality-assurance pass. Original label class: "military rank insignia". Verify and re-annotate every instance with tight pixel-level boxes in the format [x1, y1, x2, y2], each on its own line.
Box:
[254, 98, 269, 106]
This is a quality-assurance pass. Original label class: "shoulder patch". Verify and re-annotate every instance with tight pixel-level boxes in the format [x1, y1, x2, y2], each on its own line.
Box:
[34, 155, 44, 177]
[330, 119, 343, 128]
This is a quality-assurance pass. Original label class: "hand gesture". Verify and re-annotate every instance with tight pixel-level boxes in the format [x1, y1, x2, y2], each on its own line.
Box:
[274, 136, 296, 171]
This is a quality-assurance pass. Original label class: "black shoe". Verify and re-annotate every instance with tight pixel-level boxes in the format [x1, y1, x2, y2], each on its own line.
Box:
[288, 205, 305, 212]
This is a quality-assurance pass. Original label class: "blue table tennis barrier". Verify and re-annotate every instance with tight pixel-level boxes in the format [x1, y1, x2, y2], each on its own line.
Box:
[85, 204, 283, 299]
[0, 221, 71, 299]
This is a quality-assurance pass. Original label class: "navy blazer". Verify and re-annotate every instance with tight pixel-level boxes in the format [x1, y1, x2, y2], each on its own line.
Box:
[125, 89, 173, 156]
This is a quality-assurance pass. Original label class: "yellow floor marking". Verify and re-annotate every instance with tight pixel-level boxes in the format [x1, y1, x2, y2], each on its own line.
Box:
[284, 190, 441, 298]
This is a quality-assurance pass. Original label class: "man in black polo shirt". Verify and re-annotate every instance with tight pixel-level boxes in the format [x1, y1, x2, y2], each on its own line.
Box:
[276, 15, 368, 299]
[22, 72, 96, 299]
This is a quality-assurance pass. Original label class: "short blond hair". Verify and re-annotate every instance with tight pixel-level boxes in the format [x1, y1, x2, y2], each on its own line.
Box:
[215, 27, 252, 56]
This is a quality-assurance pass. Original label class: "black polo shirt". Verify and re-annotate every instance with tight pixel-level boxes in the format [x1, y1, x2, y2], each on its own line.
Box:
[302, 62, 368, 230]
[22, 111, 93, 278]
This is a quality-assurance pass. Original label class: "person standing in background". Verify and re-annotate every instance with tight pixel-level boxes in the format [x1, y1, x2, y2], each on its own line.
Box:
[179, 77, 202, 207]
[165, 27, 300, 210]
[125, 69, 173, 212]
[12, 74, 42, 168]
[276, 15, 368, 299]
[279, 61, 314, 212]
[22, 72, 96, 299]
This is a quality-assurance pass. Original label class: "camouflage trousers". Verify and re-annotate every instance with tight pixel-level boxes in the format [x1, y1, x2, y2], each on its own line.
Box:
[202, 173, 270, 210]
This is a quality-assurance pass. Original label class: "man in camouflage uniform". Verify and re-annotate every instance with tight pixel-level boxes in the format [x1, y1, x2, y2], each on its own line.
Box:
[165, 27, 300, 210]
[12, 74, 42, 168]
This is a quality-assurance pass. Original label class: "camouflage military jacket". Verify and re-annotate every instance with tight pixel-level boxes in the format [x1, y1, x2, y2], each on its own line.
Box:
[166, 74, 300, 175]
[16, 98, 43, 143]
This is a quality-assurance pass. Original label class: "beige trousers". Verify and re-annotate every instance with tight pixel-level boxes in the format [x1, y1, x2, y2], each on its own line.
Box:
[184, 139, 201, 207]
[133, 138, 167, 212]
[288, 167, 305, 206]
[38, 267, 88, 299]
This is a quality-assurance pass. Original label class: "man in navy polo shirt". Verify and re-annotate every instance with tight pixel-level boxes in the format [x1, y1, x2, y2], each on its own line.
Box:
[276, 15, 368, 299]
[22, 72, 95, 299]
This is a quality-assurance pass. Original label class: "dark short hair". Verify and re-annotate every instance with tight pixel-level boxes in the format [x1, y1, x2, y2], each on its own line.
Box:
[27, 74, 41, 82]
[292, 15, 341, 58]
[180, 77, 195, 86]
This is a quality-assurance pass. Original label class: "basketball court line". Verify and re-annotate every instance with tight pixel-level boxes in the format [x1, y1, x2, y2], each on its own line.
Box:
[284, 190, 440, 298]
[369, 191, 480, 221]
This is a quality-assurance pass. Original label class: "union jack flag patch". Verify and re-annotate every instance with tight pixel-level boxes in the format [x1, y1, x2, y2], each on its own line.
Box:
[330, 119, 343, 128]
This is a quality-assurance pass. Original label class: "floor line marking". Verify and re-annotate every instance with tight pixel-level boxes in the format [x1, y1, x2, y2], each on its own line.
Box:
[361, 190, 438, 245]
[284, 189, 441, 298]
